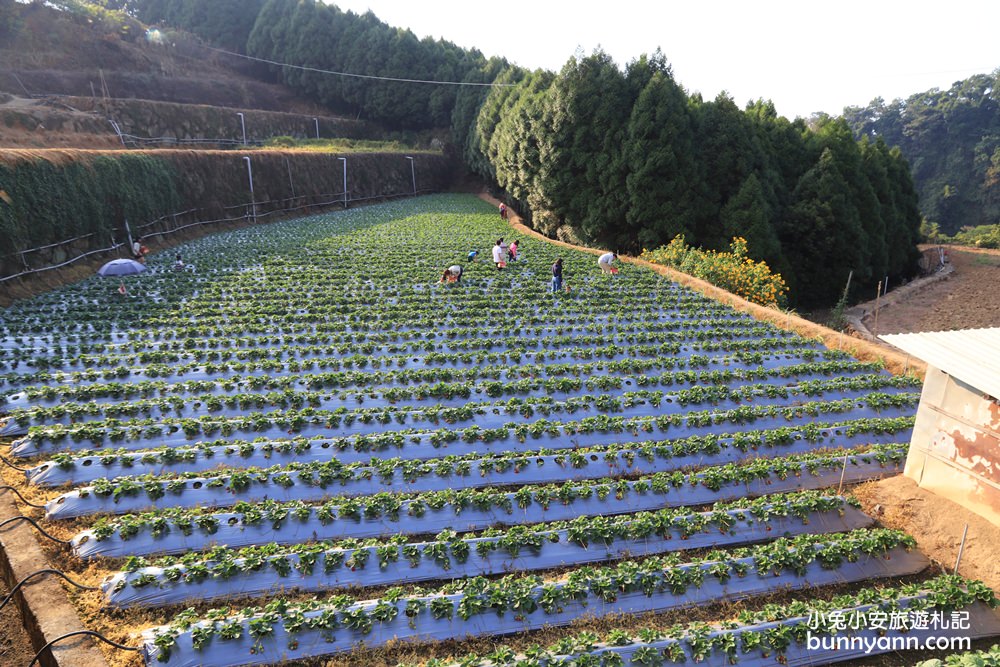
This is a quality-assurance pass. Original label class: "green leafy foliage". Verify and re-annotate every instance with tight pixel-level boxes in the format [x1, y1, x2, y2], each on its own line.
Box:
[845, 71, 1000, 236]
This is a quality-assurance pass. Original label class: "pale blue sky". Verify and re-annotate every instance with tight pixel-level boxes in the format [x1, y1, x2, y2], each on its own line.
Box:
[329, 0, 999, 119]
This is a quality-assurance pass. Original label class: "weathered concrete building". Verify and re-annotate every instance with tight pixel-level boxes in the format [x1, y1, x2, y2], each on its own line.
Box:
[881, 328, 1000, 526]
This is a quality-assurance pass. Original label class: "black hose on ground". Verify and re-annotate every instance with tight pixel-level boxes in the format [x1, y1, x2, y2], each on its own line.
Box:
[0, 516, 70, 545]
[0, 486, 46, 509]
[28, 630, 141, 667]
[0, 568, 98, 613]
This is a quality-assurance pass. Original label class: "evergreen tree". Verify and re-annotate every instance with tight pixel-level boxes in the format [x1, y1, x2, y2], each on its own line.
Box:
[537, 50, 631, 245]
[489, 71, 556, 223]
[689, 93, 760, 249]
[782, 148, 867, 307]
[621, 65, 698, 250]
[720, 173, 781, 264]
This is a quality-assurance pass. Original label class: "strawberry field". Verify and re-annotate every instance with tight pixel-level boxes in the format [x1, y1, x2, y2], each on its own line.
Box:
[1, 194, 996, 667]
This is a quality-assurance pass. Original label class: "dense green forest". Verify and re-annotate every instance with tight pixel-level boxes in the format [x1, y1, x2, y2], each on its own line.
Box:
[28, 0, 924, 307]
[844, 71, 1000, 235]
[465, 53, 920, 307]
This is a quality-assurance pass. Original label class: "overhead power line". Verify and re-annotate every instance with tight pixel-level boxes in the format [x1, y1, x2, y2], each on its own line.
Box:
[205, 45, 514, 87]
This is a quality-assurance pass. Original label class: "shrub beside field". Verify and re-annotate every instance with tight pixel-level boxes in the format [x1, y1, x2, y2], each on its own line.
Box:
[640, 236, 789, 307]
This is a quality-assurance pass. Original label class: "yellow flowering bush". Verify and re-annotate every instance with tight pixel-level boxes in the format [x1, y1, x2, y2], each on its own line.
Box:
[640, 236, 789, 307]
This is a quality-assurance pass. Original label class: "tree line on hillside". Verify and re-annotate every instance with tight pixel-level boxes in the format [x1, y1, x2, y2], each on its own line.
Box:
[844, 71, 1000, 235]
[103, 0, 507, 129]
[101, 0, 265, 52]
[74, 1, 921, 307]
[466, 52, 920, 308]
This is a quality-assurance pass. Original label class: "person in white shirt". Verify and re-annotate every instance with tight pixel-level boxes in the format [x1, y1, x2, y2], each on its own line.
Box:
[440, 265, 463, 283]
[492, 239, 505, 269]
[132, 236, 147, 264]
[598, 252, 616, 274]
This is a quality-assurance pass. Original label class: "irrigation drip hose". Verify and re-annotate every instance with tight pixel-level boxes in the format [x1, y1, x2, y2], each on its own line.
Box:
[28, 630, 140, 667]
[0, 455, 27, 472]
[0, 486, 45, 509]
[0, 568, 98, 613]
[0, 516, 71, 545]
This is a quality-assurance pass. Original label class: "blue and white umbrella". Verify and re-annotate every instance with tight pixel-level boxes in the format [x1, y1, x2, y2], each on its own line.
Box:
[97, 259, 147, 277]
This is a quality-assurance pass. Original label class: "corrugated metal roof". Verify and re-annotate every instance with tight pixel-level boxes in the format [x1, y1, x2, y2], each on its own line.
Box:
[880, 327, 1000, 400]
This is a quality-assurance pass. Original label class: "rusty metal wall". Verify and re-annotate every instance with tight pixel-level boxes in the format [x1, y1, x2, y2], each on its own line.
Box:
[904, 367, 1000, 526]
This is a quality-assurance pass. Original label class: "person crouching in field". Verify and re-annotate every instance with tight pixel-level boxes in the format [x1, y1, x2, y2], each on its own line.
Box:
[440, 265, 463, 284]
[598, 251, 617, 274]
[132, 236, 149, 264]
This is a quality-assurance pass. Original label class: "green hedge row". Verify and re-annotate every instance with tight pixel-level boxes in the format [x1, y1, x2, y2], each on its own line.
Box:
[0, 150, 451, 276]
[0, 152, 179, 252]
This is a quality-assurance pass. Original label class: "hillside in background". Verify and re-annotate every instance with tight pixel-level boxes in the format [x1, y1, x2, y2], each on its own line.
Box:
[0, 1, 323, 113]
[844, 71, 1000, 235]
[97, 0, 508, 131]
[1, 0, 927, 310]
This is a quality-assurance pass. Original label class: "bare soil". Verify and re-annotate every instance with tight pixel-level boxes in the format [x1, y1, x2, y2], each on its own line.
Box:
[864, 246, 1000, 334]
[854, 475, 1000, 591]
[0, 580, 37, 667]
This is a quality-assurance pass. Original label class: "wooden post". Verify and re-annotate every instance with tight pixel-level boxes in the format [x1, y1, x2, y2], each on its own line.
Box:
[954, 524, 970, 575]
[873, 281, 882, 337]
[836, 454, 849, 496]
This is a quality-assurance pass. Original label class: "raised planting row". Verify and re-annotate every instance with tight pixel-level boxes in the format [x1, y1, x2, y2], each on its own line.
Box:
[3, 312, 757, 344]
[0, 346, 841, 396]
[0, 372, 918, 434]
[0, 354, 873, 403]
[0, 313, 778, 364]
[10, 391, 918, 456]
[0, 326, 805, 375]
[2, 320, 803, 365]
[139, 528, 928, 666]
[0, 359, 897, 411]
[102, 492, 871, 608]
[44, 422, 912, 518]
[0, 289, 753, 339]
[0, 315, 765, 352]
[395, 576, 1000, 667]
[26, 416, 913, 486]
[0, 348, 855, 396]
[72, 446, 907, 558]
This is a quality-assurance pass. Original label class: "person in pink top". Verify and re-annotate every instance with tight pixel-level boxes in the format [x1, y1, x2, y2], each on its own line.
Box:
[508, 239, 518, 262]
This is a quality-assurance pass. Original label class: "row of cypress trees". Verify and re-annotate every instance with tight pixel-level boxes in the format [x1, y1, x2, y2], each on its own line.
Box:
[462, 53, 921, 307]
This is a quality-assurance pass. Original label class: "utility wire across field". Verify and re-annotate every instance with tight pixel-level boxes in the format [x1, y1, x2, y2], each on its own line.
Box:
[205, 45, 515, 87]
